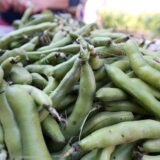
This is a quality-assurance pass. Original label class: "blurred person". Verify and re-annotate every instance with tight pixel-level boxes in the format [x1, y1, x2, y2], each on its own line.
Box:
[0, 0, 69, 24]
[0, 0, 88, 25]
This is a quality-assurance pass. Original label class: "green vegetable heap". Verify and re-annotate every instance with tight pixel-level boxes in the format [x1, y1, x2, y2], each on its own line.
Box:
[0, 7, 160, 160]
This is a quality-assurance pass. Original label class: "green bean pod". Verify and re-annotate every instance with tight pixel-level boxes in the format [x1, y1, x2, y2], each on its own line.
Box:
[20, 36, 39, 51]
[82, 111, 134, 137]
[37, 34, 74, 51]
[131, 78, 160, 100]
[0, 82, 21, 160]
[54, 44, 80, 55]
[12, 84, 58, 122]
[26, 13, 53, 26]
[38, 23, 96, 51]
[52, 54, 79, 79]
[6, 86, 52, 160]
[90, 54, 104, 70]
[94, 43, 125, 58]
[14, 84, 52, 107]
[91, 32, 127, 39]
[50, 58, 81, 109]
[90, 28, 113, 36]
[111, 143, 136, 160]
[91, 37, 112, 47]
[104, 57, 123, 64]
[28, 44, 79, 61]
[144, 55, 160, 71]
[58, 95, 76, 110]
[35, 52, 66, 65]
[0, 22, 57, 49]
[75, 120, 160, 151]
[1, 56, 20, 78]
[113, 35, 130, 43]
[124, 39, 160, 90]
[63, 59, 96, 139]
[98, 146, 115, 160]
[13, 5, 33, 28]
[142, 139, 160, 153]
[0, 124, 3, 147]
[94, 66, 107, 82]
[0, 48, 27, 64]
[80, 150, 99, 160]
[0, 67, 4, 86]
[26, 64, 55, 76]
[140, 48, 160, 57]
[31, 73, 47, 89]
[26, 54, 78, 79]
[10, 64, 32, 84]
[43, 76, 58, 95]
[96, 87, 128, 101]
[42, 115, 65, 143]
[17, 84, 61, 122]
[95, 57, 130, 82]
[140, 154, 160, 160]
[10, 40, 24, 49]
[106, 65, 160, 118]
[51, 30, 66, 43]
[20, 5, 33, 23]
[105, 101, 148, 115]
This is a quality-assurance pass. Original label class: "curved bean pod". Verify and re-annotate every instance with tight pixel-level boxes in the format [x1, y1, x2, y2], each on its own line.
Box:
[0, 82, 21, 160]
[124, 39, 160, 90]
[51, 30, 66, 44]
[63, 60, 96, 139]
[1, 56, 20, 78]
[91, 37, 112, 47]
[98, 146, 115, 160]
[42, 115, 65, 143]
[111, 143, 136, 160]
[26, 54, 78, 79]
[105, 101, 148, 115]
[82, 111, 134, 136]
[31, 73, 47, 89]
[94, 43, 125, 58]
[0, 48, 27, 64]
[6, 86, 52, 160]
[142, 139, 160, 153]
[28, 44, 79, 61]
[95, 57, 130, 82]
[10, 64, 32, 84]
[76, 120, 160, 151]
[43, 76, 58, 94]
[15, 84, 52, 107]
[20, 37, 39, 51]
[26, 64, 54, 76]
[0, 124, 3, 146]
[12, 84, 56, 121]
[35, 52, 66, 65]
[38, 23, 96, 51]
[106, 65, 160, 118]
[80, 149, 99, 160]
[50, 58, 81, 109]
[96, 87, 128, 102]
[0, 22, 57, 49]
[140, 154, 160, 160]
[131, 78, 160, 100]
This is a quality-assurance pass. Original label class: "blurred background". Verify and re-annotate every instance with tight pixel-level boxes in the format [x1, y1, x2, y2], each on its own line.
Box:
[1, 0, 160, 38]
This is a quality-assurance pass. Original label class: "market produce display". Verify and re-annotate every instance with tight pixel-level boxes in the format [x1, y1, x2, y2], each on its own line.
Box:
[1, 7, 160, 160]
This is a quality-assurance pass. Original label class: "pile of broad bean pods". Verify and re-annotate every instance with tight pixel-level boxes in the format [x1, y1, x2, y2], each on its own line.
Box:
[0, 7, 160, 160]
